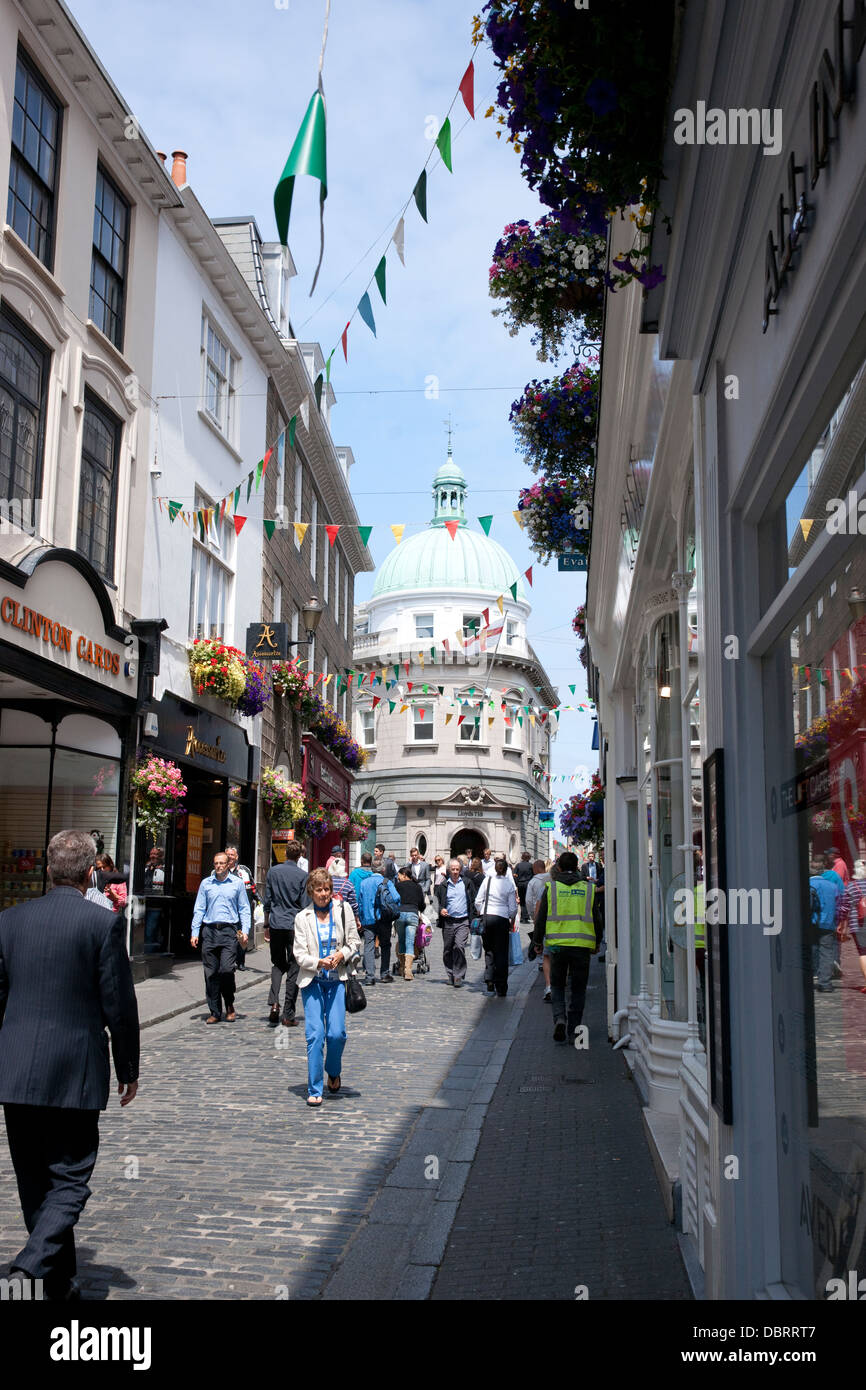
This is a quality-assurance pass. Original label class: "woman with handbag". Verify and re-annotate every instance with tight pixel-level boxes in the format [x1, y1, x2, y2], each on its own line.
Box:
[293, 868, 362, 1107]
[476, 857, 517, 998]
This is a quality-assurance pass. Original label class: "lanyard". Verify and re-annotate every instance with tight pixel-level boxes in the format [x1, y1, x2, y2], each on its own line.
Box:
[316, 902, 335, 957]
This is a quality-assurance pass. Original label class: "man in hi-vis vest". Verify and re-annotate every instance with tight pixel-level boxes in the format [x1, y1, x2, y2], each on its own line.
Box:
[533, 851, 601, 1043]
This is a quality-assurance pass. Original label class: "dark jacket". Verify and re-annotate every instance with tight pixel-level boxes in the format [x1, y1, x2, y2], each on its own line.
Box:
[262, 860, 309, 932]
[396, 878, 426, 914]
[409, 860, 431, 893]
[0, 886, 140, 1109]
[515, 860, 534, 889]
[435, 875, 477, 921]
[533, 872, 600, 950]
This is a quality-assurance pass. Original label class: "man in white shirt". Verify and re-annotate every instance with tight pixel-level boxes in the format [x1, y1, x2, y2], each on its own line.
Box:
[482, 848, 496, 877]
[298, 853, 309, 873]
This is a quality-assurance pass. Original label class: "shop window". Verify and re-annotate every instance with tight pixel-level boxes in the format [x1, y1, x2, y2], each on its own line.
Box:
[77, 391, 121, 582]
[201, 314, 236, 440]
[90, 166, 129, 349]
[412, 703, 434, 741]
[7, 50, 61, 269]
[652, 611, 687, 1023]
[415, 613, 434, 641]
[0, 306, 48, 506]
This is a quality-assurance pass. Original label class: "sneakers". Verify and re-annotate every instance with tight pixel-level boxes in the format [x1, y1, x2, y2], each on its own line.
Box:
[380, 973, 395, 983]
[553, 1020, 567, 1043]
[543, 986, 551, 1002]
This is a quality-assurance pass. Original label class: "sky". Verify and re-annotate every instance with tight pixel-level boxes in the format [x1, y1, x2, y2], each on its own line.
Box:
[66, 0, 596, 797]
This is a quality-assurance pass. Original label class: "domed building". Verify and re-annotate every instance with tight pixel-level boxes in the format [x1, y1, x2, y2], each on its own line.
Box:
[350, 451, 557, 865]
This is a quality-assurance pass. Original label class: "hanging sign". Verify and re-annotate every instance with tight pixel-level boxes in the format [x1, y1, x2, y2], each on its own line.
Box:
[246, 622, 288, 662]
[557, 554, 588, 572]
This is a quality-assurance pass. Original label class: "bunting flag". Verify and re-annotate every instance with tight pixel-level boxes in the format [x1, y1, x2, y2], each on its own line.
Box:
[478, 515, 493, 536]
[497, 596, 504, 615]
[509, 581, 518, 600]
[513, 510, 525, 528]
[459, 60, 475, 118]
[482, 607, 490, 625]
[233, 515, 247, 537]
[358, 291, 377, 336]
[256, 458, 264, 490]
[325, 524, 340, 547]
[488, 717, 494, 728]
[391, 524, 405, 544]
[233, 486, 241, 512]
[288, 416, 297, 451]
[436, 117, 453, 173]
[300, 397, 310, 430]
[274, 85, 328, 293]
[524, 567, 533, 586]
[314, 373, 324, 412]
[399, 704, 409, 714]
[799, 519, 814, 541]
[219, 498, 227, 526]
[413, 170, 428, 222]
[168, 501, 182, 522]
[569, 684, 576, 694]
[263, 519, 276, 541]
[392, 217, 405, 265]
[457, 715, 465, 726]
[374, 255, 387, 305]
[445, 713, 454, 725]
[263, 447, 273, 474]
[246, 474, 254, 503]
[341, 322, 350, 363]
[418, 651, 425, 669]
[372, 696, 381, 709]
[444, 519, 459, 540]
[358, 524, 372, 548]
[443, 638, 450, 654]
[389, 701, 396, 714]
[418, 707, 426, 720]
[294, 522, 309, 546]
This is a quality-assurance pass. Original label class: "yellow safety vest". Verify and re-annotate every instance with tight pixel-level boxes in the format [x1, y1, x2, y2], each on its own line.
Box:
[545, 879, 596, 949]
[694, 881, 706, 950]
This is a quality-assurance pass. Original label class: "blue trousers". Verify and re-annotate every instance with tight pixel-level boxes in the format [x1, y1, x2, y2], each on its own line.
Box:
[397, 911, 419, 954]
[301, 977, 347, 1097]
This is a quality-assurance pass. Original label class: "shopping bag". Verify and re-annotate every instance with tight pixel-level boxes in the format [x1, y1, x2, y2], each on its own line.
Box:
[469, 933, 483, 961]
[508, 928, 523, 968]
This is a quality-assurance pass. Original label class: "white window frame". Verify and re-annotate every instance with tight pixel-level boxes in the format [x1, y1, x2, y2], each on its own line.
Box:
[275, 419, 286, 523]
[360, 708, 376, 748]
[188, 488, 234, 642]
[201, 314, 237, 441]
[503, 694, 523, 749]
[334, 549, 340, 625]
[412, 701, 435, 742]
[273, 579, 282, 623]
[294, 458, 303, 525]
[415, 613, 434, 641]
[506, 618, 518, 646]
[310, 494, 318, 581]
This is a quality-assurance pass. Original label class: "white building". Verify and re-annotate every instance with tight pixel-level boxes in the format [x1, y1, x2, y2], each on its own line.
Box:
[351, 451, 556, 865]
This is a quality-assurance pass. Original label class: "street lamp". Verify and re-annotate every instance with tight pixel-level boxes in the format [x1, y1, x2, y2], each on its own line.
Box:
[285, 596, 324, 647]
[847, 587, 866, 623]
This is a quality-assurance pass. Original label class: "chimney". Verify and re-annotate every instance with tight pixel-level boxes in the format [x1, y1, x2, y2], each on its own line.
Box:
[156, 151, 167, 164]
[170, 150, 188, 187]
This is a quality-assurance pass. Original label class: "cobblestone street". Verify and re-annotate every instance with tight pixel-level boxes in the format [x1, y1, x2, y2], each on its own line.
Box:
[0, 940, 692, 1302]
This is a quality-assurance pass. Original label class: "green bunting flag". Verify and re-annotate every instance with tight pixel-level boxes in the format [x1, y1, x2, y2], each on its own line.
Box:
[233, 486, 241, 513]
[314, 373, 323, 412]
[168, 501, 182, 522]
[436, 117, 453, 172]
[509, 581, 518, 600]
[413, 170, 428, 222]
[274, 86, 328, 293]
[325, 348, 335, 385]
[263, 519, 276, 541]
[374, 255, 387, 305]
[256, 459, 264, 490]
[246, 473, 254, 503]
[358, 525, 373, 548]
[393, 665, 400, 679]
[358, 291, 376, 336]
[389, 701, 396, 714]
[288, 415, 297, 450]
[478, 515, 493, 536]
[569, 684, 576, 694]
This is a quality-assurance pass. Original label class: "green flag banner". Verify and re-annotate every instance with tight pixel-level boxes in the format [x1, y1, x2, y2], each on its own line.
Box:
[478, 515, 493, 536]
[274, 86, 328, 292]
[168, 501, 182, 522]
[288, 415, 297, 450]
[509, 581, 518, 599]
[413, 170, 428, 222]
[256, 459, 264, 490]
[246, 473, 254, 503]
[389, 701, 396, 714]
[263, 519, 276, 541]
[374, 255, 387, 305]
[358, 525, 373, 548]
[436, 117, 453, 172]
[233, 486, 241, 512]
[325, 348, 335, 384]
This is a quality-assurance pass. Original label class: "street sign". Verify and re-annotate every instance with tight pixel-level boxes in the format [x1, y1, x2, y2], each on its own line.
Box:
[557, 554, 588, 572]
[539, 811, 555, 831]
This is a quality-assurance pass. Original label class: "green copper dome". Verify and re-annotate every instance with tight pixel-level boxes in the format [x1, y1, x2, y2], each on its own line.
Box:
[372, 453, 527, 600]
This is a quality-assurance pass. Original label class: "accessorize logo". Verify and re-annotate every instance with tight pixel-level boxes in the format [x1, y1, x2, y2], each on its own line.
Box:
[185, 726, 226, 763]
[672, 103, 782, 156]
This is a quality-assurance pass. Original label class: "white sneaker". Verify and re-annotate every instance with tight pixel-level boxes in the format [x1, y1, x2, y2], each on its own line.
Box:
[543, 986, 551, 1001]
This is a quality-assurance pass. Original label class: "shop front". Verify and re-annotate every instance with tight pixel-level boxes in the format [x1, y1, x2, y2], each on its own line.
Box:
[0, 549, 138, 909]
[301, 732, 352, 871]
[132, 692, 259, 976]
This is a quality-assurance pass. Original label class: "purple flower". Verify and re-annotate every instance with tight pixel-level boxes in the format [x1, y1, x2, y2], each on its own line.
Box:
[584, 79, 618, 117]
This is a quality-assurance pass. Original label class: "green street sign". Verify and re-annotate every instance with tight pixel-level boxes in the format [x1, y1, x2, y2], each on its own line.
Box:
[557, 554, 588, 571]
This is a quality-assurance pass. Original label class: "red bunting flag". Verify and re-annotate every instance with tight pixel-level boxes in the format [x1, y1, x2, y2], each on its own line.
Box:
[444, 519, 459, 540]
[263, 447, 273, 473]
[443, 639, 450, 653]
[524, 566, 533, 586]
[482, 607, 489, 625]
[457, 715, 465, 726]
[419, 707, 426, 720]
[407, 682, 414, 692]
[219, 498, 227, 525]
[404, 661, 410, 675]
[341, 322, 349, 362]
[233, 515, 247, 536]
[459, 59, 475, 118]
[325, 524, 340, 547]
[372, 696, 381, 709]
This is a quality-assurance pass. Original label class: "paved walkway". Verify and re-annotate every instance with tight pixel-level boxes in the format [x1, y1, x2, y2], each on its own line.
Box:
[431, 959, 693, 1300]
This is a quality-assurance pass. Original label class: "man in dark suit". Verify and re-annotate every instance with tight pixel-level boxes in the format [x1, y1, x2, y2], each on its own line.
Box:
[408, 847, 431, 898]
[0, 829, 139, 1300]
[262, 841, 308, 1027]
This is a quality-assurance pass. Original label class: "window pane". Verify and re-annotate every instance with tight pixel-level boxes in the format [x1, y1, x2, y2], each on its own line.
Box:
[9, 56, 60, 268]
[414, 704, 434, 740]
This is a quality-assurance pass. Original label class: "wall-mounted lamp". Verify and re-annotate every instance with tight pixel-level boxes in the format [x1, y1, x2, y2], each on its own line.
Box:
[847, 587, 866, 623]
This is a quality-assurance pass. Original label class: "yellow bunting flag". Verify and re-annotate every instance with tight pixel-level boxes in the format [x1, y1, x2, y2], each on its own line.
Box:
[399, 703, 409, 714]
[294, 522, 309, 546]
[799, 519, 814, 541]
[496, 595, 504, 615]
[488, 717, 494, 727]
[529, 713, 536, 725]
[391, 524, 405, 544]
[419, 651, 425, 668]
[323, 674, 332, 687]
[445, 713, 454, 724]
[513, 510, 525, 528]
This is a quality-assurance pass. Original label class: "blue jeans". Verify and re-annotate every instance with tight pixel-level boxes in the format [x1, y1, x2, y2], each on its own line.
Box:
[301, 977, 347, 1097]
[397, 912, 419, 954]
[813, 931, 835, 988]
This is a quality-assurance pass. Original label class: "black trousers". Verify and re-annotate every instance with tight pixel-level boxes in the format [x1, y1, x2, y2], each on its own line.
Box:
[4, 1103, 100, 1293]
[518, 886, 529, 922]
[482, 917, 511, 995]
[201, 923, 238, 1017]
[549, 947, 592, 1032]
[268, 929, 300, 1019]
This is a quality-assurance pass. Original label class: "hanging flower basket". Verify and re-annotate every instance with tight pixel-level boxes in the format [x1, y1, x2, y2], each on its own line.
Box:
[260, 767, 305, 830]
[560, 772, 604, 849]
[188, 638, 247, 705]
[489, 212, 605, 362]
[347, 810, 371, 842]
[572, 604, 587, 643]
[236, 659, 271, 717]
[517, 476, 592, 566]
[312, 702, 367, 771]
[328, 808, 350, 836]
[294, 797, 331, 839]
[510, 360, 599, 479]
[796, 680, 866, 764]
[131, 755, 187, 843]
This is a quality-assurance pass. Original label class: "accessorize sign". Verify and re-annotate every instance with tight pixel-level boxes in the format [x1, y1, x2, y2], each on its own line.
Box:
[0, 559, 134, 695]
[246, 622, 288, 662]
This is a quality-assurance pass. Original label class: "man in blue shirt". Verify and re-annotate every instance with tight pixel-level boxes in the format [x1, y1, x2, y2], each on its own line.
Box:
[434, 859, 477, 987]
[810, 856, 841, 993]
[191, 852, 251, 1022]
[355, 857, 399, 985]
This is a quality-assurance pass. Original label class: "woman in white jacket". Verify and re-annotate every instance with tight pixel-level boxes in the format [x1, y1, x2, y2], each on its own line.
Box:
[476, 857, 517, 997]
[293, 868, 362, 1106]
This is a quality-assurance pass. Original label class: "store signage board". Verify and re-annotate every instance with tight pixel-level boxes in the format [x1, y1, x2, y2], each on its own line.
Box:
[148, 694, 250, 782]
[303, 736, 351, 804]
[703, 748, 733, 1125]
[539, 811, 556, 831]
[0, 560, 134, 696]
[557, 555, 588, 572]
[246, 622, 288, 662]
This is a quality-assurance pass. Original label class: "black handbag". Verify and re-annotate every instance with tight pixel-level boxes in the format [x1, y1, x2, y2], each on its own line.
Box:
[345, 972, 367, 1014]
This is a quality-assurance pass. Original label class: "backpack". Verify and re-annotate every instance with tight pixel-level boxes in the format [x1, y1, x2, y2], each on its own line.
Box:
[375, 877, 400, 924]
[810, 885, 820, 930]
